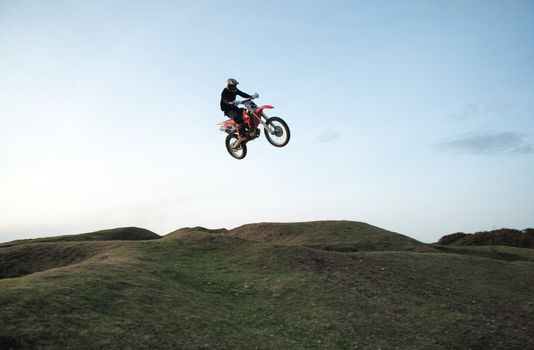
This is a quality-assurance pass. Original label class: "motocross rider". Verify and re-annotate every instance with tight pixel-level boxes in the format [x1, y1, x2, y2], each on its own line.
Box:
[220, 78, 256, 140]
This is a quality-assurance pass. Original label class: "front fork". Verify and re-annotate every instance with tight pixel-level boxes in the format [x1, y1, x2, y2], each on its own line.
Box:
[252, 112, 274, 134]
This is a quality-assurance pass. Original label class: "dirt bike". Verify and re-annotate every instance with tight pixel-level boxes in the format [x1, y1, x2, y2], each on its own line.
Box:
[218, 95, 290, 159]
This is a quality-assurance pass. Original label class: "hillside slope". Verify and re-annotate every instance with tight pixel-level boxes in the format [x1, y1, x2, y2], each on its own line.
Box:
[0, 227, 161, 248]
[163, 226, 228, 241]
[432, 245, 534, 262]
[227, 221, 437, 252]
[1, 227, 533, 349]
[0, 241, 126, 279]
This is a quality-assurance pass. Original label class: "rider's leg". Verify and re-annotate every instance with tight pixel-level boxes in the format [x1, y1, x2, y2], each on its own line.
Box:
[227, 108, 245, 135]
[232, 109, 247, 139]
[235, 122, 243, 138]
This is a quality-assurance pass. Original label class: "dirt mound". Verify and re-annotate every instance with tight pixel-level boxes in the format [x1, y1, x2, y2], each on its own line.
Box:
[227, 221, 436, 252]
[163, 226, 228, 240]
[437, 228, 534, 248]
[1, 227, 160, 248]
[74, 227, 160, 241]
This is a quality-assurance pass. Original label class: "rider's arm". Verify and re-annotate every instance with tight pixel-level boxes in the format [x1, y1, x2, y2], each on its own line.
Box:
[236, 89, 251, 99]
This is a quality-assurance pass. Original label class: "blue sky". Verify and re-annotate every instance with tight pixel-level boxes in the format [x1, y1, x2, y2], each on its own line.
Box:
[1, 0, 533, 243]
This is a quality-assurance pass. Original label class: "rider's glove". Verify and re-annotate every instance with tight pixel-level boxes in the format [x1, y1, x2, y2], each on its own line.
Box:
[252, 93, 259, 99]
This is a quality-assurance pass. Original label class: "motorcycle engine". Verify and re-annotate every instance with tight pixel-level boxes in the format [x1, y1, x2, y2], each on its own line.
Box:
[248, 129, 260, 139]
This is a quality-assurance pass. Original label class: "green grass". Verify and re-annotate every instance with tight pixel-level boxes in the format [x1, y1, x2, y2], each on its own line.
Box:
[228, 221, 437, 253]
[0, 241, 123, 278]
[432, 244, 534, 262]
[163, 226, 228, 241]
[0, 227, 160, 248]
[1, 222, 533, 349]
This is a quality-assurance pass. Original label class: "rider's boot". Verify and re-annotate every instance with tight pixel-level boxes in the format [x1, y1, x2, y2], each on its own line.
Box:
[236, 124, 247, 141]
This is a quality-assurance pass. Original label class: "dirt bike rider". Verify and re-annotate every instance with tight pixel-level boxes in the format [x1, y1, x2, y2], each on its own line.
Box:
[220, 78, 258, 140]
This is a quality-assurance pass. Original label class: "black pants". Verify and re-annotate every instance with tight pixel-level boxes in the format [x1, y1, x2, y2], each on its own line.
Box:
[225, 107, 245, 134]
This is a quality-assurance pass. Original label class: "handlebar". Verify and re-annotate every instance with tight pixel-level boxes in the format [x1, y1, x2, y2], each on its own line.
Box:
[234, 93, 259, 106]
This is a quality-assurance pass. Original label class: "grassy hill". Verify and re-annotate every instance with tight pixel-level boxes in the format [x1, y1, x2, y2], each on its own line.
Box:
[1, 221, 533, 349]
[163, 226, 228, 241]
[0, 227, 160, 248]
[0, 241, 124, 279]
[227, 221, 437, 253]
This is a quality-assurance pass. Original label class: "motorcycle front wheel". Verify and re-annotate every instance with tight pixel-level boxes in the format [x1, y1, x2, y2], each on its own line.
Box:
[264, 116, 290, 147]
[225, 134, 247, 159]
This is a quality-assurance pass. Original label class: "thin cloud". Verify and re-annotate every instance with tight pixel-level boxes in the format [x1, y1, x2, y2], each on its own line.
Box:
[451, 104, 480, 120]
[435, 132, 533, 155]
[451, 102, 514, 121]
[483, 102, 514, 118]
[317, 132, 340, 143]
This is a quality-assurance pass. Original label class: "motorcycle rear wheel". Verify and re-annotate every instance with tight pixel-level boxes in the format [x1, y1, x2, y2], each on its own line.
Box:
[264, 116, 290, 147]
[225, 134, 247, 159]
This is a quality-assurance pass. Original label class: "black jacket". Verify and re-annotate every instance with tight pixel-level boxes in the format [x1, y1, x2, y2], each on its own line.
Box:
[220, 87, 251, 111]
